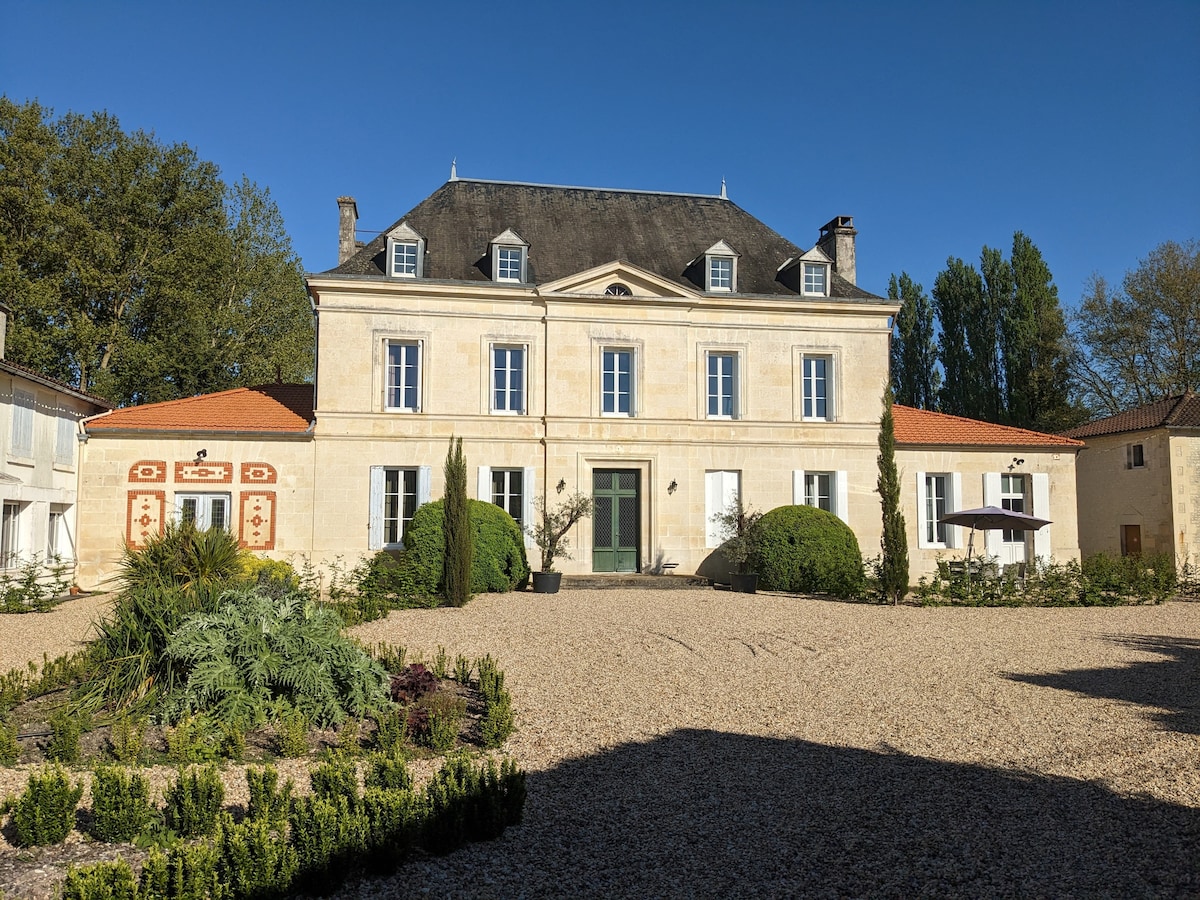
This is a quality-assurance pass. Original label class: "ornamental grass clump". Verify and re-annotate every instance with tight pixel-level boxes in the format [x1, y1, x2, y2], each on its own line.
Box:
[90, 765, 155, 842]
[10, 764, 84, 846]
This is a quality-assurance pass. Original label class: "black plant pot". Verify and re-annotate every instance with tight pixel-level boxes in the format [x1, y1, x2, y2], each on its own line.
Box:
[532, 571, 562, 594]
[730, 573, 759, 594]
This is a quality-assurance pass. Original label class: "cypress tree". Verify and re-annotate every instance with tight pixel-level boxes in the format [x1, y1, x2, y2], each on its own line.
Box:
[876, 392, 909, 604]
[442, 437, 472, 607]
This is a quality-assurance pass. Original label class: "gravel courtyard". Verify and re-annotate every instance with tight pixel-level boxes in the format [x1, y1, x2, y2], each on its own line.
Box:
[1, 590, 1197, 897]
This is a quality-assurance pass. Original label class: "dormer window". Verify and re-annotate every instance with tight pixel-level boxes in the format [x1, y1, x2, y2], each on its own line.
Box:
[490, 228, 529, 283]
[703, 240, 739, 292]
[780, 245, 833, 297]
[385, 221, 425, 279]
[803, 263, 828, 296]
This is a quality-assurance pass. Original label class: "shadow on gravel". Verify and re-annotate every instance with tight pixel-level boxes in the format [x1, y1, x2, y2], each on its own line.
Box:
[396, 730, 1199, 898]
[1006, 634, 1200, 735]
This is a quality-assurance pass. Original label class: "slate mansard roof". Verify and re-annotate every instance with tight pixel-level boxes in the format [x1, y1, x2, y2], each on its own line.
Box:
[1061, 392, 1200, 439]
[85, 385, 314, 435]
[325, 179, 882, 300]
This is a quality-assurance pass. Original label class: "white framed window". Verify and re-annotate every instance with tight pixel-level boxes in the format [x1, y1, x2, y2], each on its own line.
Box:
[55, 415, 75, 466]
[1, 501, 21, 567]
[601, 348, 635, 416]
[708, 257, 733, 291]
[492, 345, 526, 414]
[1000, 474, 1026, 542]
[478, 465, 535, 545]
[792, 469, 849, 523]
[917, 472, 961, 549]
[369, 466, 432, 549]
[385, 340, 421, 412]
[385, 221, 425, 279]
[704, 470, 741, 548]
[11, 390, 34, 457]
[706, 352, 738, 418]
[48, 504, 72, 561]
[391, 241, 418, 277]
[176, 493, 230, 531]
[1126, 443, 1146, 469]
[801, 355, 833, 421]
[802, 263, 829, 296]
[497, 246, 524, 282]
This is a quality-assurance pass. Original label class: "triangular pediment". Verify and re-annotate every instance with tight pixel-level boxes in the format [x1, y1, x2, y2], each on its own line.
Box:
[490, 227, 528, 247]
[387, 220, 424, 241]
[540, 260, 702, 299]
[797, 245, 833, 264]
[704, 239, 740, 258]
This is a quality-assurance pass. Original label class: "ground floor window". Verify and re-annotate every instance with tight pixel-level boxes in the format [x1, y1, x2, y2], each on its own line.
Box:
[1000, 474, 1025, 542]
[491, 469, 524, 527]
[804, 471, 834, 512]
[176, 493, 230, 531]
[925, 474, 948, 545]
[369, 465, 432, 550]
[1, 501, 20, 567]
[47, 504, 72, 561]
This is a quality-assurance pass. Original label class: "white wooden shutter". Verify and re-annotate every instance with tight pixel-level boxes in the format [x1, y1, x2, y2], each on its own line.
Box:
[477, 466, 491, 501]
[368, 467, 384, 550]
[11, 391, 34, 456]
[983, 472, 1001, 557]
[835, 471, 849, 524]
[792, 470, 805, 506]
[705, 471, 739, 547]
[916, 471, 929, 548]
[417, 466, 432, 505]
[949, 472, 963, 549]
[1032, 472, 1051, 563]
[522, 466, 536, 548]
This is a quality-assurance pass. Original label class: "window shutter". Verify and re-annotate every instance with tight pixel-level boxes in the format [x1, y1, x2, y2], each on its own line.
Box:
[477, 466, 491, 501]
[12, 392, 34, 456]
[368, 467, 384, 550]
[522, 466, 536, 548]
[835, 471, 849, 524]
[1032, 472, 1051, 563]
[916, 472, 929, 549]
[983, 473, 1002, 557]
[949, 473, 963, 549]
[56, 416, 75, 465]
[417, 466, 432, 505]
[705, 471, 739, 548]
[792, 470, 805, 506]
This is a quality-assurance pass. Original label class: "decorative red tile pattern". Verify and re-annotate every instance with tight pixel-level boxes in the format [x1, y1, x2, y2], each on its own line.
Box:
[240, 462, 278, 484]
[86, 384, 313, 433]
[126, 490, 166, 549]
[174, 461, 234, 484]
[893, 405, 1083, 448]
[239, 491, 276, 551]
[128, 460, 167, 483]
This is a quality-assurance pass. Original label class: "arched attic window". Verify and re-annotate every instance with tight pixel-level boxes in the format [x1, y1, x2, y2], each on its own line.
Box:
[604, 283, 632, 296]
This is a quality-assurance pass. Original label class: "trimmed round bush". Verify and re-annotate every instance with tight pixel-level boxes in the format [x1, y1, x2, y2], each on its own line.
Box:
[405, 500, 530, 596]
[751, 505, 865, 598]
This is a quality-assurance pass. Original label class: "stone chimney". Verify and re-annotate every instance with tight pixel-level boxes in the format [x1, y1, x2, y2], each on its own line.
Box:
[337, 197, 359, 265]
[817, 216, 857, 286]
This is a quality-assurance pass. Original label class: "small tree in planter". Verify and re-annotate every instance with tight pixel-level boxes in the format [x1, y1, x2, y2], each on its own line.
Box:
[527, 492, 593, 593]
[711, 497, 764, 592]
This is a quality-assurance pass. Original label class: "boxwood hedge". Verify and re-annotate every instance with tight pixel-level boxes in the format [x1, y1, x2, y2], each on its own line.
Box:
[751, 505, 865, 598]
[405, 500, 530, 596]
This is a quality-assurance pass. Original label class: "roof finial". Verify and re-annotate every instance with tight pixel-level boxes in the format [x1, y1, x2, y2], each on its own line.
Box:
[720, 177, 727, 200]
[450, 158, 458, 181]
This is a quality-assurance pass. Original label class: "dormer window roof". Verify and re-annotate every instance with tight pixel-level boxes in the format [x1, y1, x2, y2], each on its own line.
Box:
[490, 228, 529, 283]
[386, 221, 426, 278]
[780, 246, 833, 297]
[703, 240, 739, 293]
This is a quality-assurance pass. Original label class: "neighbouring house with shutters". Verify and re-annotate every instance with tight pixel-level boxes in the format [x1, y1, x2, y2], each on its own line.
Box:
[1062, 392, 1200, 568]
[72, 175, 1084, 587]
[0, 304, 112, 582]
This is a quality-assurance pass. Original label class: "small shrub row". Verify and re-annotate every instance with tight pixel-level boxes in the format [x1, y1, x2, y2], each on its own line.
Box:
[0, 553, 72, 613]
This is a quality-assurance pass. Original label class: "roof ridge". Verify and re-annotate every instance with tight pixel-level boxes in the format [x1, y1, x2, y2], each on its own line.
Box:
[451, 177, 725, 200]
[1163, 390, 1197, 426]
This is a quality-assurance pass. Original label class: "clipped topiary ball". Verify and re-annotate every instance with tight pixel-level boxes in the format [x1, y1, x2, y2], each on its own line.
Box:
[405, 500, 530, 596]
[751, 505, 865, 598]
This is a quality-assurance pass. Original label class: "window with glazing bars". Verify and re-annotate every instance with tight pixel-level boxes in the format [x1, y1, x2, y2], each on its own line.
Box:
[493, 346, 525, 413]
[707, 352, 736, 418]
[601, 349, 633, 415]
[386, 341, 420, 411]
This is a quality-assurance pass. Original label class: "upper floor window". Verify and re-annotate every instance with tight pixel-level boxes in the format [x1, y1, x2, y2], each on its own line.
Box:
[707, 352, 737, 418]
[801, 355, 832, 420]
[490, 228, 529, 283]
[1126, 443, 1145, 469]
[802, 263, 829, 296]
[55, 415, 75, 466]
[492, 345, 526, 414]
[385, 221, 425, 279]
[11, 390, 34, 457]
[602, 348, 635, 416]
[386, 340, 421, 412]
[702, 240, 739, 292]
[177, 493, 229, 531]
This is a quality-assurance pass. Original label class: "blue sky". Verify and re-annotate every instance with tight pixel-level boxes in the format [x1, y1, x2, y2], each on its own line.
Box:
[4, 0, 1197, 306]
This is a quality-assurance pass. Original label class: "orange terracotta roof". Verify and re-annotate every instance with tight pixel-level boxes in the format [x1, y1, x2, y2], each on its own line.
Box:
[893, 405, 1083, 448]
[86, 384, 314, 433]
[1062, 392, 1200, 438]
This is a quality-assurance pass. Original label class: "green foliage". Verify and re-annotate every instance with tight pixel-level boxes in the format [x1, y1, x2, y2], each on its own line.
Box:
[47, 707, 84, 763]
[0, 99, 314, 406]
[876, 393, 910, 604]
[107, 715, 147, 764]
[371, 642, 408, 673]
[372, 706, 408, 753]
[165, 714, 218, 764]
[420, 693, 466, 752]
[245, 765, 293, 828]
[62, 858, 138, 900]
[889, 272, 941, 410]
[433, 646, 449, 679]
[137, 841, 220, 900]
[213, 811, 299, 900]
[364, 747, 413, 793]
[288, 794, 367, 895]
[161, 584, 389, 727]
[273, 708, 309, 758]
[331, 552, 437, 625]
[477, 655, 516, 748]
[162, 765, 224, 838]
[310, 754, 360, 809]
[240, 556, 300, 589]
[443, 436, 474, 607]
[0, 553, 71, 612]
[709, 496, 763, 574]
[338, 717, 363, 755]
[361, 787, 425, 874]
[423, 753, 524, 854]
[120, 522, 248, 594]
[0, 715, 18, 765]
[90, 766, 154, 842]
[10, 763, 83, 846]
[406, 499, 531, 594]
[529, 492, 593, 572]
[453, 654, 472, 686]
[752, 505, 866, 598]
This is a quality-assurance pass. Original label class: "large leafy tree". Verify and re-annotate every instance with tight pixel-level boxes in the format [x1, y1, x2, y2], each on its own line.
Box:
[0, 97, 312, 404]
[888, 272, 940, 410]
[933, 257, 985, 417]
[1073, 239, 1200, 414]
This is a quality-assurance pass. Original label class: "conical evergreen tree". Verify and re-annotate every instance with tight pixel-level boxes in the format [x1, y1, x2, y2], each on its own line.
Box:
[876, 392, 909, 604]
[443, 437, 473, 607]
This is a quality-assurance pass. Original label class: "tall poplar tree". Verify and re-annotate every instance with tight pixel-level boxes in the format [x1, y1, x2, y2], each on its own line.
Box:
[977, 246, 1012, 423]
[933, 258, 984, 417]
[888, 273, 940, 409]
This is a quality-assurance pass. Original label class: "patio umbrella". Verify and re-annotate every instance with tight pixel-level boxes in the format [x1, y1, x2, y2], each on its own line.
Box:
[938, 506, 1052, 566]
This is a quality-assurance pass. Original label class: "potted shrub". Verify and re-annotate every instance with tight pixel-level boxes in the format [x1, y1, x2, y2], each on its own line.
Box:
[712, 498, 764, 593]
[527, 492, 593, 593]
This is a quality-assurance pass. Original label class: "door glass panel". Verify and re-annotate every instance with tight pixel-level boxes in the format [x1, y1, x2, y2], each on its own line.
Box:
[618, 495, 638, 545]
[594, 496, 612, 546]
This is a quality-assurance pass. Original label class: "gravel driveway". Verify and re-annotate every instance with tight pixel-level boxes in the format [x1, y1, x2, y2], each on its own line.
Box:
[344, 589, 1200, 898]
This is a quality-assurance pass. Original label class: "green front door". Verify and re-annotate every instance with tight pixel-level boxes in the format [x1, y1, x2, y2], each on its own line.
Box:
[593, 469, 640, 572]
